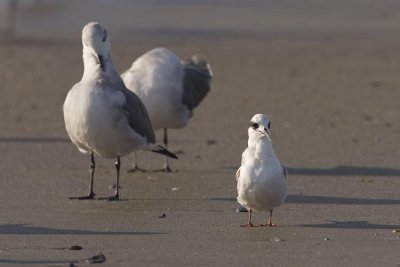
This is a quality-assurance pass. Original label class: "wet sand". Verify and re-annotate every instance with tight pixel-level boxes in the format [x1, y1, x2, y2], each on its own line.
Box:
[0, 36, 399, 266]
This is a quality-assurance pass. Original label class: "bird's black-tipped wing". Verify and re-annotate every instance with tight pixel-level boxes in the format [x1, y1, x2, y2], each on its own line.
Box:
[281, 164, 288, 180]
[182, 56, 213, 112]
[118, 86, 156, 143]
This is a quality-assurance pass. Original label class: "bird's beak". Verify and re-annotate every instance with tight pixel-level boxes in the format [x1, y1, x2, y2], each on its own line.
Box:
[258, 128, 271, 140]
[97, 54, 104, 71]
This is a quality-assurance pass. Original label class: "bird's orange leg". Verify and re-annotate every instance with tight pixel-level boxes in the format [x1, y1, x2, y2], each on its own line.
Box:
[260, 210, 278, 227]
[240, 208, 255, 227]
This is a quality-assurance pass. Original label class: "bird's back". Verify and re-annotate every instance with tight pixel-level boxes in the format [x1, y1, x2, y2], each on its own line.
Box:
[122, 48, 190, 130]
[122, 48, 183, 96]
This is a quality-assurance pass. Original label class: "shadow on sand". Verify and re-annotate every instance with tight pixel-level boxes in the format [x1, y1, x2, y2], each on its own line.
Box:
[0, 259, 78, 265]
[212, 194, 400, 205]
[285, 194, 400, 205]
[224, 165, 400, 177]
[0, 224, 165, 236]
[287, 165, 400, 177]
[0, 137, 70, 143]
[298, 220, 400, 229]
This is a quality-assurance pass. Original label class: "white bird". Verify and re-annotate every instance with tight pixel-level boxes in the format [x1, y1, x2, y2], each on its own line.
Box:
[236, 114, 288, 227]
[63, 22, 177, 201]
[121, 48, 212, 172]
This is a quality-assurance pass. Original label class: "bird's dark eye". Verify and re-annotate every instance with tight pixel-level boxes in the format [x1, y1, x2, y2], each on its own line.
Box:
[268, 122, 271, 129]
[250, 122, 259, 129]
[102, 30, 107, 42]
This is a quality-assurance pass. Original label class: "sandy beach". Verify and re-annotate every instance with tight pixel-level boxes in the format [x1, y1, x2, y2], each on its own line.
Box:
[0, 1, 400, 266]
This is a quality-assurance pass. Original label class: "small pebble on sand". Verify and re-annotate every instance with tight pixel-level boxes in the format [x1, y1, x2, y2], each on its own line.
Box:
[69, 245, 82, 250]
[271, 237, 282, 242]
[86, 253, 106, 264]
[206, 139, 218, 145]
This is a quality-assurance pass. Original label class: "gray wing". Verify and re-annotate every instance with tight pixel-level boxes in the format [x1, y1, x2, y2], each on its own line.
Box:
[118, 86, 155, 143]
[182, 55, 213, 112]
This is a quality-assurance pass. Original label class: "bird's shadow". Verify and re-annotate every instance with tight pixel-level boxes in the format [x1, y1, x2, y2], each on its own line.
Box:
[0, 224, 165, 236]
[0, 137, 70, 143]
[287, 165, 400, 177]
[224, 165, 400, 177]
[0, 259, 77, 265]
[285, 194, 400, 205]
[298, 220, 400, 230]
[211, 194, 400, 205]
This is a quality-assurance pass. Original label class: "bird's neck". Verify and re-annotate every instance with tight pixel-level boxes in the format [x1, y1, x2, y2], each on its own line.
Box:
[248, 137, 277, 160]
[82, 48, 119, 81]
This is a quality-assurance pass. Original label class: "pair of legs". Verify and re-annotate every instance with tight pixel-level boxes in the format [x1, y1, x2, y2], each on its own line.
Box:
[70, 151, 121, 201]
[128, 128, 172, 173]
[240, 209, 277, 227]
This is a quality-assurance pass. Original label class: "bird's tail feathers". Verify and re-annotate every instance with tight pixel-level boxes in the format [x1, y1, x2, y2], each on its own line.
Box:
[152, 145, 178, 159]
[184, 54, 213, 78]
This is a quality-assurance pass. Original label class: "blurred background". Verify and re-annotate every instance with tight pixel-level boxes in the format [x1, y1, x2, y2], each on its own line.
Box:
[2, 0, 400, 41]
[1, 0, 400, 167]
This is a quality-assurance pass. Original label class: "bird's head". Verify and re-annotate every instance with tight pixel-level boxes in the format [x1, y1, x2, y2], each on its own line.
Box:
[82, 22, 110, 71]
[248, 114, 272, 141]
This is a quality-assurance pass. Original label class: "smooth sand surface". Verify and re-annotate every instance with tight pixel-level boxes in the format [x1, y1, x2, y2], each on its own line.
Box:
[1, 1, 400, 264]
[0, 37, 399, 266]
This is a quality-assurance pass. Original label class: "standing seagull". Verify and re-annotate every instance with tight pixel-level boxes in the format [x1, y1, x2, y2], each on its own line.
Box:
[63, 22, 177, 200]
[236, 114, 288, 227]
[121, 48, 212, 172]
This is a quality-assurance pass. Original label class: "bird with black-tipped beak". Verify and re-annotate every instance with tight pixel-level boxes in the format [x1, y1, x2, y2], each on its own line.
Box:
[236, 114, 288, 227]
[63, 22, 177, 201]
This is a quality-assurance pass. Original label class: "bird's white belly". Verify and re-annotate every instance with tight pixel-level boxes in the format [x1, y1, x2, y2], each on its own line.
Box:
[139, 86, 190, 130]
[65, 89, 146, 158]
[237, 165, 287, 211]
